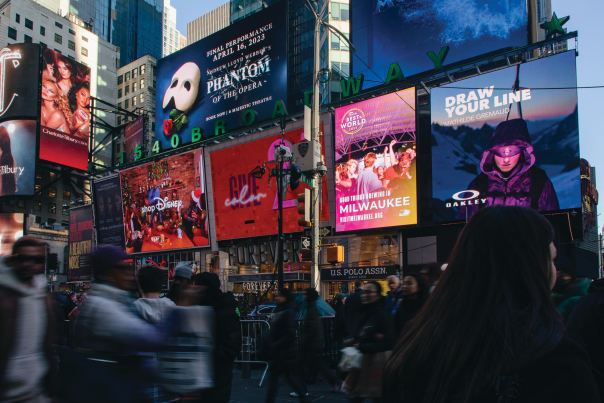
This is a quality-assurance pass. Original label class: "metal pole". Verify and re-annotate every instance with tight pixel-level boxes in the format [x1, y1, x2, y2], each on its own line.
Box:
[277, 158, 284, 289]
[311, 7, 321, 292]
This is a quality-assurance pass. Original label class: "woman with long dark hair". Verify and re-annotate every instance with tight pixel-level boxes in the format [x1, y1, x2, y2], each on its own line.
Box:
[0, 126, 16, 196]
[382, 206, 602, 403]
[71, 82, 90, 139]
[393, 272, 429, 336]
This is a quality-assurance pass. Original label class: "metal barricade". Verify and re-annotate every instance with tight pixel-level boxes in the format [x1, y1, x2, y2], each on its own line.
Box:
[295, 317, 338, 367]
[235, 319, 270, 386]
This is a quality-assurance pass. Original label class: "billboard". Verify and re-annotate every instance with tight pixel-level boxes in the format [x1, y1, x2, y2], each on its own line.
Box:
[431, 52, 580, 222]
[351, 0, 527, 88]
[0, 213, 24, 255]
[68, 206, 93, 281]
[210, 127, 330, 241]
[119, 149, 209, 253]
[93, 176, 125, 249]
[155, 0, 287, 149]
[39, 48, 91, 170]
[0, 43, 41, 120]
[334, 89, 417, 231]
[123, 115, 144, 163]
[0, 120, 36, 196]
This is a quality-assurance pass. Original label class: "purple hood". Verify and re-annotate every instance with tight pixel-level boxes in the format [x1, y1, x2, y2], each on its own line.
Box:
[480, 119, 535, 180]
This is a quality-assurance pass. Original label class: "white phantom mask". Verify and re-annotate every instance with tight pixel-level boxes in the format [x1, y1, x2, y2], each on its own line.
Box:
[162, 62, 201, 112]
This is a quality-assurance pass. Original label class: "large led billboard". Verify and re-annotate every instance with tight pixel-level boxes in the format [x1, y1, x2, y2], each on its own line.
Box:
[119, 149, 209, 253]
[210, 127, 330, 240]
[0, 120, 36, 196]
[0, 44, 41, 120]
[155, 0, 287, 149]
[68, 206, 93, 281]
[39, 48, 91, 170]
[0, 213, 24, 255]
[431, 52, 580, 222]
[93, 175, 125, 249]
[351, 0, 527, 88]
[334, 89, 417, 232]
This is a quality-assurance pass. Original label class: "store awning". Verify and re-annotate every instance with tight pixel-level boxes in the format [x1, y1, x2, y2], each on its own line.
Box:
[228, 271, 311, 283]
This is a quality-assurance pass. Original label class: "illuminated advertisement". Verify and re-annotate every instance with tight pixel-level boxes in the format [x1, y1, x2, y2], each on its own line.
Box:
[431, 52, 580, 222]
[210, 127, 329, 240]
[0, 44, 41, 120]
[68, 206, 93, 281]
[93, 176, 125, 249]
[155, 0, 287, 149]
[124, 115, 144, 163]
[0, 120, 36, 196]
[351, 0, 527, 88]
[0, 213, 24, 255]
[39, 48, 91, 170]
[334, 89, 417, 231]
[119, 150, 209, 253]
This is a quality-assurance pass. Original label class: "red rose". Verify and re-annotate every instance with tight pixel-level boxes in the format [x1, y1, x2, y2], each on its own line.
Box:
[163, 119, 173, 136]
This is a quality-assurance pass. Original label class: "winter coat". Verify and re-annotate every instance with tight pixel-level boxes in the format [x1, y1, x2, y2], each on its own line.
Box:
[345, 289, 364, 338]
[354, 298, 395, 354]
[267, 301, 298, 363]
[385, 289, 403, 318]
[334, 302, 348, 342]
[301, 301, 324, 351]
[134, 297, 176, 324]
[458, 119, 559, 219]
[0, 258, 57, 401]
[567, 278, 604, 378]
[394, 297, 426, 336]
[552, 278, 591, 323]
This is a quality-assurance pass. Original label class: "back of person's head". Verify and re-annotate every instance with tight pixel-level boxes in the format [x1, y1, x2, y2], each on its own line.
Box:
[136, 265, 163, 295]
[89, 244, 128, 282]
[363, 152, 377, 168]
[354, 280, 364, 290]
[383, 206, 562, 403]
[278, 287, 293, 303]
[305, 287, 319, 303]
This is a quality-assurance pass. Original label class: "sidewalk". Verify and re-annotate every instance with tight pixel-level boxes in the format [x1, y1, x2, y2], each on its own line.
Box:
[230, 368, 349, 403]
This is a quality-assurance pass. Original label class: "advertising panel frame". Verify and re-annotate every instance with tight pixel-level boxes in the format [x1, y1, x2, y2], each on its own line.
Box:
[68, 205, 94, 282]
[93, 174, 126, 249]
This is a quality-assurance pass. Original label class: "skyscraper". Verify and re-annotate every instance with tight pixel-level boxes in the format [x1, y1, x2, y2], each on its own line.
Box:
[186, 2, 229, 45]
[163, 0, 183, 56]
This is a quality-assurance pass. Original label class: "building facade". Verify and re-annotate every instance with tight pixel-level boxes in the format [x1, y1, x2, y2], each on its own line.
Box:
[186, 2, 229, 45]
[162, 0, 182, 57]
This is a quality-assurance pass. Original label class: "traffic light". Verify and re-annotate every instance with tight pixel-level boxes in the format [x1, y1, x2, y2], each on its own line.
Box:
[289, 164, 302, 190]
[327, 246, 345, 264]
[297, 188, 311, 227]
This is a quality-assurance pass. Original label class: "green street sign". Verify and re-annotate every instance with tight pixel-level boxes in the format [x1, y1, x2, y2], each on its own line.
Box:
[301, 173, 313, 187]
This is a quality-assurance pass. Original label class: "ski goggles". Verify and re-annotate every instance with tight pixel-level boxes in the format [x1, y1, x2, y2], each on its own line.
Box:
[492, 145, 522, 158]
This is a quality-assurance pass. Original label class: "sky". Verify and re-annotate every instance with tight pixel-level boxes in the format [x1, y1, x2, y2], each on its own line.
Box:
[173, 0, 228, 35]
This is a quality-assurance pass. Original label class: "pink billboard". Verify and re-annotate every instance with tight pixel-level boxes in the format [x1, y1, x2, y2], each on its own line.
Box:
[334, 88, 417, 231]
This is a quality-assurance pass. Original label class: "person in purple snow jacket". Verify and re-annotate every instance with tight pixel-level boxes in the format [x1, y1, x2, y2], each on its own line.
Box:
[458, 118, 559, 220]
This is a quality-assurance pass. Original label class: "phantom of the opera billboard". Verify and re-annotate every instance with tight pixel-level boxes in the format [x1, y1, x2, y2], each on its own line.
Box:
[431, 52, 580, 222]
[210, 127, 330, 240]
[155, 0, 287, 149]
[119, 149, 210, 253]
[39, 48, 91, 170]
[351, 0, 528, 88]
[334, 88, 417, 232]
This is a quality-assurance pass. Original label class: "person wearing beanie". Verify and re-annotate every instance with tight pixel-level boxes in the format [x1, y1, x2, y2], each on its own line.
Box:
[193, 272, 241, 403]
[165, 261, 193, 305]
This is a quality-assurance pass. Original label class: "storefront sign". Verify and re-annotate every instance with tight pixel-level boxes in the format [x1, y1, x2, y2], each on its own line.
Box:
[225, 238, 302, 266]
[242, 281, 276, 292]
[320, 265, 399, 282]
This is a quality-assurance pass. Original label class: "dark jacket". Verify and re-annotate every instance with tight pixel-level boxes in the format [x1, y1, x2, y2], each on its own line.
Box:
[302, 301, 324, 351]
[267, 301, 298, 363]
[567, 278, 604, 378]
[552, 278, 590, 323]
[385, 289, 403, 318]
[345, 289, 364, 337]
[394, 297, 426, 336]
[354, 297, 395, 354]
[334, 301, 348, 342]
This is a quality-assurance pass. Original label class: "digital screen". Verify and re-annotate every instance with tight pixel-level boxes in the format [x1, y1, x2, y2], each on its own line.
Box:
[93, 176, 125, 249]
[351, 0, 527, 88]
[0, 213, 24, 255]
[334, 89, 417, 231]
[39, 48, 91, 170]
[68, 206, 93, 281]
[119, 149, 209, 253]
[431, 52, 580, 222]
[0, 43, 41, 120]
[0, 120, 36, 196]
[210, 127, 330, 240]
[155, 0, 287, 149]
[124, 115, 144, 163]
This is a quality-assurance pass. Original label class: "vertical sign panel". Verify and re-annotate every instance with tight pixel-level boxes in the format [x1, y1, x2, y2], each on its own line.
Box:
[68, 205, 93, 281]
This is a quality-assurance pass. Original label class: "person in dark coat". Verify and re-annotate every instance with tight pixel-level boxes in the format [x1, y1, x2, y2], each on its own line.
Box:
[458, 119, 559, 220]
[345, 280, 365, 337]
[193, 272, 241, 403]
[334, 293, 348, 346]
[385, 275, 403, 318]
[264, 288, 309, 403]
[394, 272, 429, 336]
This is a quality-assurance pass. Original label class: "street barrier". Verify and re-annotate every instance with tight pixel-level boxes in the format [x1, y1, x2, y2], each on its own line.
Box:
[235, 319, 271, 386]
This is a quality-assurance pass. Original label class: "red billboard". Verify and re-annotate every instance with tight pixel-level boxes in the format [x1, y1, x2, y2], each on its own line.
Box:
[124, 115, 144, 163]
[210, 127, 329, 240]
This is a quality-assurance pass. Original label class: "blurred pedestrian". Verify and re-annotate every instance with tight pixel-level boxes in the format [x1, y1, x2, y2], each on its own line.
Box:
[0, 237, 56, 403]
[135, 265, 175, 325]
[393, 273, 429, 336]
[193, 272, 241, 403]
[552, 258, 590, 323]
[166, 262, 192, 305]
[382, 206, 603, 403]
[385, 275, 403, 318]
[345, 280, 364, 337]
[264, 288, 310, 403]
[342, 281, 394, 402]
[419, 262, 443, 293]
[334, 293, 348, 347]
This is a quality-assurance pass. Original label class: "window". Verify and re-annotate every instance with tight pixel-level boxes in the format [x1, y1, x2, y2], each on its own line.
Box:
[124, 85, 129, 95]
[49, 203, 56, 214]
[62, 206, 69, 215]
[36, 169, 42, 180]
[8, 27, 16, 40]
[140, 78, 145, 89]
[117, 88, 122, 98]
[35, 184, 41, 194]
[331, 2, 340, 19]
[16, 199, 26, 208]
[124, 99, 129, 108]
[40, 26, 45, 35]
[63, 190, 70, 200]
[34, 201, 41, 211]
[331, 32, 340, 50]
[132, 96, 137, 106]
[81, 47, 88, 57]
[69, 28, 75, 35]
[117, 102, 121, 109]
[68, 40, 75, 50]
[55, 21, 62, 28]
[48, 187, 57, 198]
[125, 71, 130, 81]
[82, 35, 88, 42]
[49, 172, 56, 181]
[151, 122, 155, 131]
[25, 18, 32, 29]
[341, 3, 349, 21]
[24, 34, 32, 43]
[152, 65, 156, 77]
[132, 68, 138, 78]
[117, 116, 122, 125]
[15, 14, 20, 23]
[116, 143, 121, 153]
[132, 82, 137, 91]
[117, 75, 123, 85]
[140, 65, 145, 75]
[139, 93, 144, 103]
[54, 33, 62, 44]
